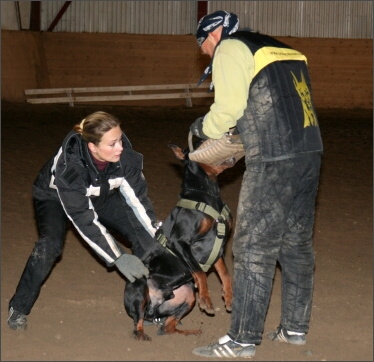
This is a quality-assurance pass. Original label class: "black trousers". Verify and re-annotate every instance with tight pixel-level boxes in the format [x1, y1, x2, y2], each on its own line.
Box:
[228, 152, 321, 345]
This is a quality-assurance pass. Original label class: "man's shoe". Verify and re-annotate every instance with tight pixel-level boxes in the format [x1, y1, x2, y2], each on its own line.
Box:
[267, 326, 306, 345]
[8, 307, 27, 330]
[192, 335, 255, 359]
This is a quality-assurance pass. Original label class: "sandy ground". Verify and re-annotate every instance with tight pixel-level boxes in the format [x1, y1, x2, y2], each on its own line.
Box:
[1, 102, 372, 361]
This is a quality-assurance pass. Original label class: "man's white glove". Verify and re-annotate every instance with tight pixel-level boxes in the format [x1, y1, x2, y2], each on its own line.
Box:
[114, 254, 149, 283]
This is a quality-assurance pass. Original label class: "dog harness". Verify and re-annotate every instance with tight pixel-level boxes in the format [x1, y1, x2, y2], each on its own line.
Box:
[156, 199, 231, 272]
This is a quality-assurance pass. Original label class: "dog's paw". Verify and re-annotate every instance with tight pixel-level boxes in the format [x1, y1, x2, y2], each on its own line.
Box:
[222, 293, 232, 312]
[198, 296, 215, 315]
[158, 326, 203, 336]
[199, 303, 215, 315]
[221, 286, 233, 312]
[132, 330, 152, 341]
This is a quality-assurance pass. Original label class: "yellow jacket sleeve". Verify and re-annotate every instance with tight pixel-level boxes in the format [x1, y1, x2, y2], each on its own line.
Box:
[202, 39, 254, 139]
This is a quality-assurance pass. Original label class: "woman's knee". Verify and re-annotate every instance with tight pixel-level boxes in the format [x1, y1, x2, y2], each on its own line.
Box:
[32, 236, 64, 260]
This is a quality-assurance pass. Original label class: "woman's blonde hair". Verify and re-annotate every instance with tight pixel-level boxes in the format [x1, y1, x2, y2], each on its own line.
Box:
[73, 111, 121, 145]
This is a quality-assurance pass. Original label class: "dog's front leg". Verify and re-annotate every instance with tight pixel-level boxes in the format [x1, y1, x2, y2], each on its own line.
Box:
[165, 213, 216, 315]
[191, 270, 215, 315]
[214, 257, 232, 312]
[167, 241, 215, 315]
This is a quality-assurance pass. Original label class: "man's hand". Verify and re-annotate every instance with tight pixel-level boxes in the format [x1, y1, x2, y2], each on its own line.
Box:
[190, 117, 208, 140]
[114, 254, 149, 283]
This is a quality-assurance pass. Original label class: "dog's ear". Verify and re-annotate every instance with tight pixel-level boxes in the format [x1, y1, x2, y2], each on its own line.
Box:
[167, 144, 186, 161]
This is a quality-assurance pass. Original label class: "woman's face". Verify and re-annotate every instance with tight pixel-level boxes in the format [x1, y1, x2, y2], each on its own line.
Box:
[89, 125, 123, 162]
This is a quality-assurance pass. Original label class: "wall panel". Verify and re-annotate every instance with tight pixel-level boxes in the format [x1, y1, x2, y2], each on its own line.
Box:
[209, 1, 373, 38]
[2, 1, 372, 38]
[40, 1, 197, 35]
[1, 30, 372, 109]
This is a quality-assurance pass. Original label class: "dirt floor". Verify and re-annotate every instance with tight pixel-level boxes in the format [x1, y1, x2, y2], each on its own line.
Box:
[1, 102, 372, 361]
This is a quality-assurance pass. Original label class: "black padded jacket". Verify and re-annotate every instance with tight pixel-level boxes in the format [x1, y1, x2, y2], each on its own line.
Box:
[229, 30, 323, 162]
[32, 130, 157, 265]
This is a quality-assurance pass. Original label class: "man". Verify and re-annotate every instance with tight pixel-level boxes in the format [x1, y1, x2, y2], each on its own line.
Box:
[190, 10, 323, 359]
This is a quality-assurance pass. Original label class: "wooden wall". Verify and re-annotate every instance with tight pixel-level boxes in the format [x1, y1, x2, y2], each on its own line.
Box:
[1, 30, 372, 109]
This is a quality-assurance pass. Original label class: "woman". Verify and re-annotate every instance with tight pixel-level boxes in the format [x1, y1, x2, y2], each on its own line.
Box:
[8, 111, 158, 330]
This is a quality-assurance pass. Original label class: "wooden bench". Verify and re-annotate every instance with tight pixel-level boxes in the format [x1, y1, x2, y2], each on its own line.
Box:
[24, 83, 214, 107]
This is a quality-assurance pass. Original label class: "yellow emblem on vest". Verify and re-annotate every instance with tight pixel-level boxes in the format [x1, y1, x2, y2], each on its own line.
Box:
[291, 71, 318, 128]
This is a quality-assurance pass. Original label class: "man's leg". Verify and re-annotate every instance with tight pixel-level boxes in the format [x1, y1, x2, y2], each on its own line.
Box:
[268, 153, 321, 344]
[278, 153, 321, 333]
[193, 161, 288, 358]
[228, 162, 289, 344]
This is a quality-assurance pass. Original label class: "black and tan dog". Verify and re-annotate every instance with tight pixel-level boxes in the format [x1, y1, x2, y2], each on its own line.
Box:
[124, 143, 234, 340]
[158, 144, 234, 315]
[124, 240, 200, 340]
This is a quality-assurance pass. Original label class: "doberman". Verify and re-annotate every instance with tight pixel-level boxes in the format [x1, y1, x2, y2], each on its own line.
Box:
[124, 239, 200, 340]
[124, 143, 234, 340]
[158, 144, 234, 315]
